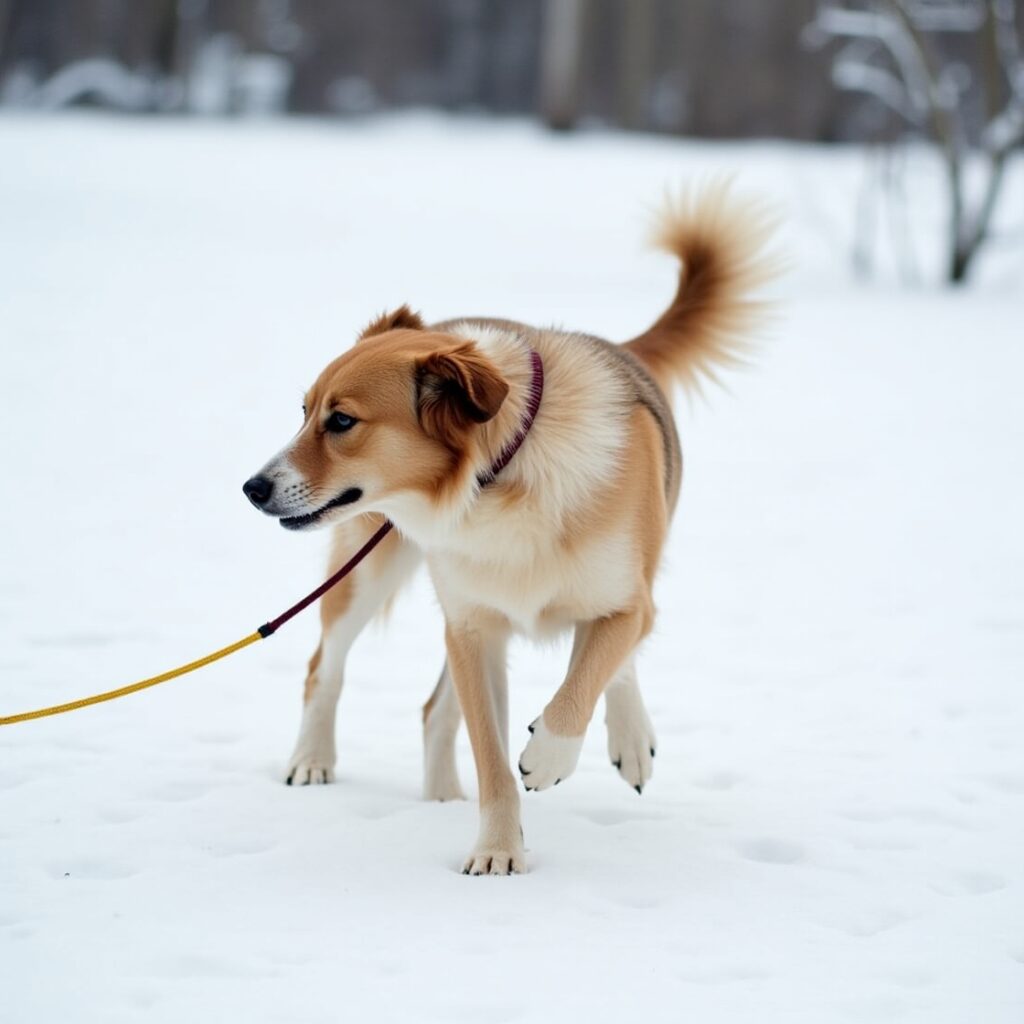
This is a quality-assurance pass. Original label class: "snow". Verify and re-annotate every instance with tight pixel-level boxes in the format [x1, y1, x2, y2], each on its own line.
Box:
[1, 112, 1022, 1024]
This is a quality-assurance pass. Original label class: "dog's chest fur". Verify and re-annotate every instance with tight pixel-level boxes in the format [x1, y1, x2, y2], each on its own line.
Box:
[393, 323, 642, 636]
[426, 506, 637, 636]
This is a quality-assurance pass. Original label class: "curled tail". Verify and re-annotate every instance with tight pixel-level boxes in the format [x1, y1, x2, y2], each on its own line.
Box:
[624, 183, 780, 395]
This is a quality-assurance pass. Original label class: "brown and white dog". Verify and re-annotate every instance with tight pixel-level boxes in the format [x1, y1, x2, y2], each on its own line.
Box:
[243, 186, 775, 874]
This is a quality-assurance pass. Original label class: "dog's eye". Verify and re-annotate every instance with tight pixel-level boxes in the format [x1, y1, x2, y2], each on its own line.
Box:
[325, 411, 357, 433]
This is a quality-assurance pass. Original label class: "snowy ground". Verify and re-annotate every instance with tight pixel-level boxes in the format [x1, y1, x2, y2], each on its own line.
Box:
[1, 113, 1022, 1024]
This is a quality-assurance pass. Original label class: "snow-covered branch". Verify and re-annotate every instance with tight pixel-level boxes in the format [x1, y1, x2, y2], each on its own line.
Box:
[808, 0, 1024, 282]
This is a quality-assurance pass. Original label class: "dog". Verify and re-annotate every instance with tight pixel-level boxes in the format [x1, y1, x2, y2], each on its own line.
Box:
[243, 185, 775, 874]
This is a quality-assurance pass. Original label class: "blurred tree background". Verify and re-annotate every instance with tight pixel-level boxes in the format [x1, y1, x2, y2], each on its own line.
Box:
[0, 0, 950, 135]
[1, 0, 1021, 281]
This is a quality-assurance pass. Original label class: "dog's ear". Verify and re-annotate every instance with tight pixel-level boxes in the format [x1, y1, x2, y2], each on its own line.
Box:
[359, 305, 424, 341]
[416, 343, 509, 445]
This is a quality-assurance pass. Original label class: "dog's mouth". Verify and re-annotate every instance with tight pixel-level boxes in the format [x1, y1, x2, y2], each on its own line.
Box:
[279, 488, 363, 531]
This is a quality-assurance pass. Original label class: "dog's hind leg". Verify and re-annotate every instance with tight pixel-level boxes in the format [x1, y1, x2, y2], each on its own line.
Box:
[422, 663, 465, 801]
[286, 515, 421, 786]
[603, 657, 657, 794]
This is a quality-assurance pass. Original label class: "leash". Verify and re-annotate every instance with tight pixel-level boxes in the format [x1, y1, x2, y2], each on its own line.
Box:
[1, 349, 544, 727]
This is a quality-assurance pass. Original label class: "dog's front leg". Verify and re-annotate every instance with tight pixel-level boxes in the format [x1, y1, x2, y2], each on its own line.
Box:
[444, 617, 524, 875]
[286, 517, 421, 785]
[518, 605, 649, 791]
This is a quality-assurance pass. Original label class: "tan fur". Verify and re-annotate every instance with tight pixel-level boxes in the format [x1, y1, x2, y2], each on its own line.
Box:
[359, 304, 425, 340]
[303, 643, 322, 705]
[626, 182, 780, 394]
[251, 184, 776, 870]
[417, 344, 510, 448]
[284, 329, 505, 517]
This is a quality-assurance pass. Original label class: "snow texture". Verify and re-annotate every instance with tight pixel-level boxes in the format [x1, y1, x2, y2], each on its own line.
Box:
[1, 113, 1022, 1024]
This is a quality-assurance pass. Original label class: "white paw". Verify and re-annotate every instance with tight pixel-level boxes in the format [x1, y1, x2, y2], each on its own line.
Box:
[462, 845, 526, 875]
[518, 715, 584, 792]
[606, 701, 656, 794]
[285, 758, 335, 786]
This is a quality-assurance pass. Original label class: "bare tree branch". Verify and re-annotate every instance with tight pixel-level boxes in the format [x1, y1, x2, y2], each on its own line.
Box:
[810, 0, 1023, 283]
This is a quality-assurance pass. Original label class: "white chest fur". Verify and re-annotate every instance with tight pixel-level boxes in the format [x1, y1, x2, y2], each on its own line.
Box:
[426, 505, 638, 636]
[388, 323, 639, 635]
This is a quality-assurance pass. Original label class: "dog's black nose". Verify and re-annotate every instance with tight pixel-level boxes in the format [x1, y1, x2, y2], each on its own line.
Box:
[243, 475, 274, 508]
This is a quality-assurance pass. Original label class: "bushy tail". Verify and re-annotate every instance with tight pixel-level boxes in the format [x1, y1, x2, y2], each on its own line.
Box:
[624, 182, 780, 395]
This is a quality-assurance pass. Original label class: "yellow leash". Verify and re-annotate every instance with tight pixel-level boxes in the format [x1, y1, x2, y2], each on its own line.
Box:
[1, 349, 546, 728]
[0, 632, 262, 725]
[0, 520, 396, 727]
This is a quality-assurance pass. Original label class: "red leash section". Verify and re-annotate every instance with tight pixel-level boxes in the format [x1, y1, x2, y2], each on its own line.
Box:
[1, 349, 543, 726]
[258, 520, 394, 638]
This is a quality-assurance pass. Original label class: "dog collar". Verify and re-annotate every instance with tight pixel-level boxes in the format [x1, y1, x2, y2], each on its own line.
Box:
[476, 349, 544, 488]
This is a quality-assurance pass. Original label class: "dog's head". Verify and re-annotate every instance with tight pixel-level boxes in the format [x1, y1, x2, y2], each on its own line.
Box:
[243, 307, 509, 531]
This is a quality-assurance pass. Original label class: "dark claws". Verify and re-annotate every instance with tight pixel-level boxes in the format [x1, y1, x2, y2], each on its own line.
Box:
[527, 722, 536, 734]
[612, 759, 622, 770]
[634, 784, 644, 795]
[554, 778, 561, 785]
[650, 747, 656, 758]
[286, 774, 294, 786]
[518, 761, 531, 776]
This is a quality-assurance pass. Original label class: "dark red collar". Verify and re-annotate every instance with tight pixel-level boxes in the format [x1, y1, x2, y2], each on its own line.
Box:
[476, 349, 544, 488]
